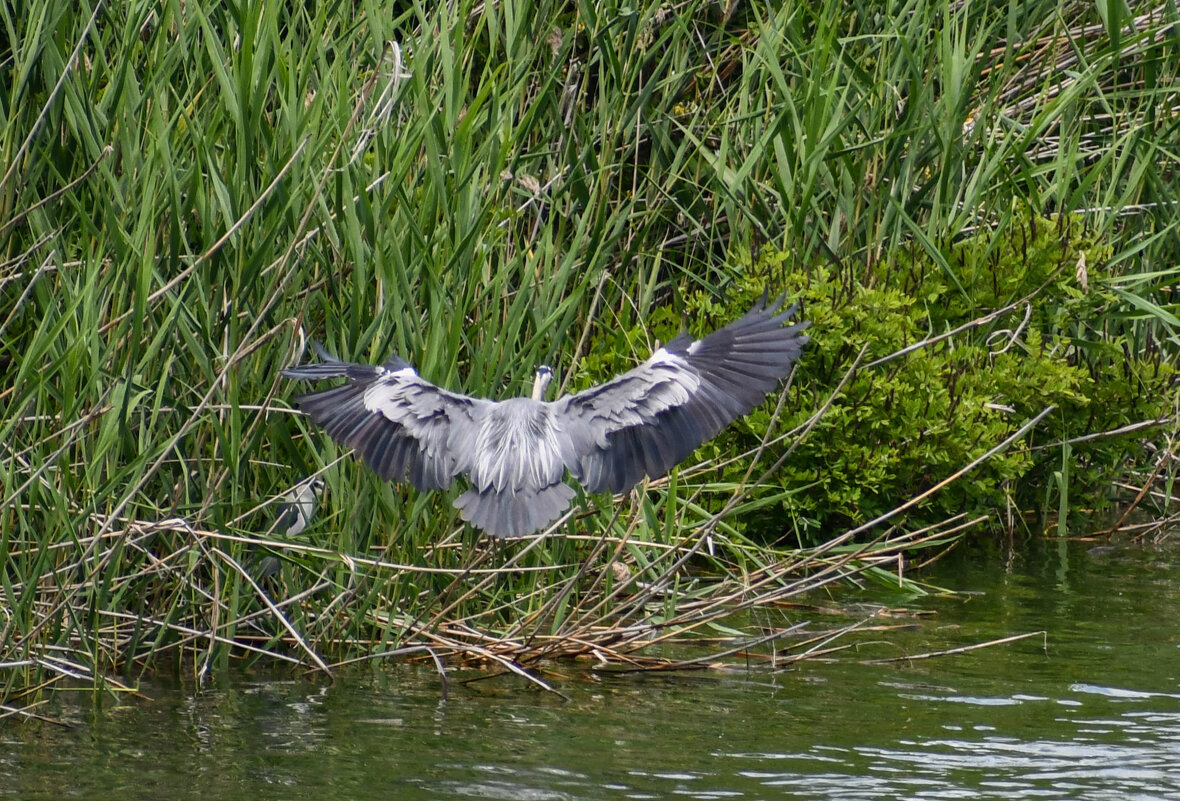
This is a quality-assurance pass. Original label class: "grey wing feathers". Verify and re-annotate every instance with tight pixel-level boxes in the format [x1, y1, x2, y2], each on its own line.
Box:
[561, 293, 809, 494]
[283, 344, 471, 491]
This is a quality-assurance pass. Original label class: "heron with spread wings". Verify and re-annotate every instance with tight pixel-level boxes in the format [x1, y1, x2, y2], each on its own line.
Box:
[283, 292, 809, 538]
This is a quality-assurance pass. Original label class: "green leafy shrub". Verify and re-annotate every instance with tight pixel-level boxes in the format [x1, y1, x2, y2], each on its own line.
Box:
[581, 212, 1173, 544]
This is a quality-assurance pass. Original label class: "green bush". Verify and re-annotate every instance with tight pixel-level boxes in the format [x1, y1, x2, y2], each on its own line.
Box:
[585, 212, 1174, 543]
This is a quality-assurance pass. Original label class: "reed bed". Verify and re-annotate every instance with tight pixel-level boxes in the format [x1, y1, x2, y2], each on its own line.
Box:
[2, 0, 1178, 712]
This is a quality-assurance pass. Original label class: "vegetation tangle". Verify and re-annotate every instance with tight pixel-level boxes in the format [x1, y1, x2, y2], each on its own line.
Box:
[1, 0, 1177, 711]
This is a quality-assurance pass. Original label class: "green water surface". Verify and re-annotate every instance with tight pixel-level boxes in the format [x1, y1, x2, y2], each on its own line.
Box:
[3, 538, 1178, 800]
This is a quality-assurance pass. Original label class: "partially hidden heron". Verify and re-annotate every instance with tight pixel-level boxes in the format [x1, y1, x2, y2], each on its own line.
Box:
[255, 475, 326, 580]
[282, 292, 809, 538]
[275, 476, 326, 537]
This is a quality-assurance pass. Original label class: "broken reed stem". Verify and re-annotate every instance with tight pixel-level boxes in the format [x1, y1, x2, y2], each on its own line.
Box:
[1118, 436, 1180, 542]
[859, 630, 1049, 664]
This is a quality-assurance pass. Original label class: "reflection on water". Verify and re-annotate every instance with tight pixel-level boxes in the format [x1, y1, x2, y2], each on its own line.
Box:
[2, 540, 1179, 800]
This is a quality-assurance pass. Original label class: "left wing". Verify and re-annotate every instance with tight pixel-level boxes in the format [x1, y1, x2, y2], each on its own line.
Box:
[555, 293, 809, 494]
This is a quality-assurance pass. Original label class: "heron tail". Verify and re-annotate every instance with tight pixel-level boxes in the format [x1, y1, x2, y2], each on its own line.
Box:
[452, 482, 576, 538]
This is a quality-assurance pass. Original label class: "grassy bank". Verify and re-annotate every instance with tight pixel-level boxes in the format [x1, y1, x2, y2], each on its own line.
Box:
[1, 0, 1177, 708]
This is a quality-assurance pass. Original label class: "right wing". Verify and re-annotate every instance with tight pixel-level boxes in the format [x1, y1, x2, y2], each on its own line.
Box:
[283, 344, 489, 491]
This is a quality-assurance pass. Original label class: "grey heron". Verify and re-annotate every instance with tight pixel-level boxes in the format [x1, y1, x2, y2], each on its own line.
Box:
[283, 292, 808, 538]
[254, 476, 326, 579]
[275, 476, 326, 537]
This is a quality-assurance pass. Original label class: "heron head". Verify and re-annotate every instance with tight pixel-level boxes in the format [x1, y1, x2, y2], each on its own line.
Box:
[531, 365, 553, 400]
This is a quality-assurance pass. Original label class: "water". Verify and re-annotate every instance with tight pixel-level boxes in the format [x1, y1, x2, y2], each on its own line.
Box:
[3, 539, 1179, 799]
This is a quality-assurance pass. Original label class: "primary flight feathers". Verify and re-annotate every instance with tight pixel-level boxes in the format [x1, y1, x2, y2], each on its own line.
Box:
[283, 292, 809, 538]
